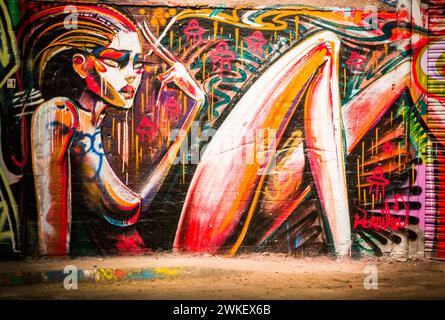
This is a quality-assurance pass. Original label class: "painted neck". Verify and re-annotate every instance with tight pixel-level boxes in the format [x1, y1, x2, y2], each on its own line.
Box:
[78, 91, 107, 125]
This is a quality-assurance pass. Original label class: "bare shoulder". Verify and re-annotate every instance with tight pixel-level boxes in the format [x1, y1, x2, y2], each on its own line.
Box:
[32, 97, 79, 130]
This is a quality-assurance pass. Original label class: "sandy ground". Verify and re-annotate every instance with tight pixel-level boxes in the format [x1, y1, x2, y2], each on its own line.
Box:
[0, 254, 444, 299]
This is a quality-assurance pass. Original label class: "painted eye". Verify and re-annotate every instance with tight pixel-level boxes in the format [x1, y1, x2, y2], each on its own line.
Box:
[101, 59, 119, 68]
[134, 63, 143, 70]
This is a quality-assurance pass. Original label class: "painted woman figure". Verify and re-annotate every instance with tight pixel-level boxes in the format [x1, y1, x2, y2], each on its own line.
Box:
[17, 5, 204, 255]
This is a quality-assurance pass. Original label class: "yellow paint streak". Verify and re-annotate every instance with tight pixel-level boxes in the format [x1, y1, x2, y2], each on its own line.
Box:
[135, 134, 139, 172]
[357, 158, 361, 204]
[235, 28, 239, 52]
[214, 20, 218, 39]
[398, 142, 401, 169]
[362, 142, 365, 175]
[0, 205, 7, 231]
[375, 128, 379, 154]
[161, 105, 165, 138]
[241, 40, 244, 66]
[202, 53, 207, 80]
[210, 83, 215, 122]
[131, 116, 134, 153]
[183, 92, 187, 113]
[170, 30, 173, 50]
[145, 79, 149, 103]
[295, 16, 299, 39]
[154, 267, 179, 276]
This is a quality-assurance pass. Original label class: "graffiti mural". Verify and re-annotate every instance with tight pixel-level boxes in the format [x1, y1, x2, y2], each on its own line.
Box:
[0, 0, 444, 259]
[0, 0, 20, 256]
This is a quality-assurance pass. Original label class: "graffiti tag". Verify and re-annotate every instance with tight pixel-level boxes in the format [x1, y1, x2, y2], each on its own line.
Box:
[353, 194, 409, 232]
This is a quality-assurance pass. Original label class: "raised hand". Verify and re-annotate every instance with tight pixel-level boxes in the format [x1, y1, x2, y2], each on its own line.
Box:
[139, 21, 205, 108]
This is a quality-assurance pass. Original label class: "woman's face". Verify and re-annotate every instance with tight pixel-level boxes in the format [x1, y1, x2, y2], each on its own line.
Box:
[75, 31, 144, 109]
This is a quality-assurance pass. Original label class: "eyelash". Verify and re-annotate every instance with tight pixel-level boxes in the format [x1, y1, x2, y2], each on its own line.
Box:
[101, 59, 120, 68]
[100, 59, 143, 71]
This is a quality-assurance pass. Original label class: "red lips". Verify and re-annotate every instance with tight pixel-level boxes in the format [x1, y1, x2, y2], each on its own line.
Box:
[119, 85, 135, 100]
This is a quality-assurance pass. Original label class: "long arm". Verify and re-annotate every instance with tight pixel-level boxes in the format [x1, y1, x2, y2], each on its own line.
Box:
[137, 22, 205, 207]
[31, 98, 77, 256]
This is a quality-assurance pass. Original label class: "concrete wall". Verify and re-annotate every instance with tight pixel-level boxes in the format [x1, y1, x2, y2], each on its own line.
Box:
[0, 0, 443, 259]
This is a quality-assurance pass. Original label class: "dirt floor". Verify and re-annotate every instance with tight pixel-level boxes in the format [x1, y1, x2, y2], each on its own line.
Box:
[0, 254, 444, 299]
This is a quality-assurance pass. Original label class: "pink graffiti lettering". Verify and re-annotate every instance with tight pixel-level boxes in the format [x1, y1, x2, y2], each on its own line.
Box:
[353, 194, 409, 232]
